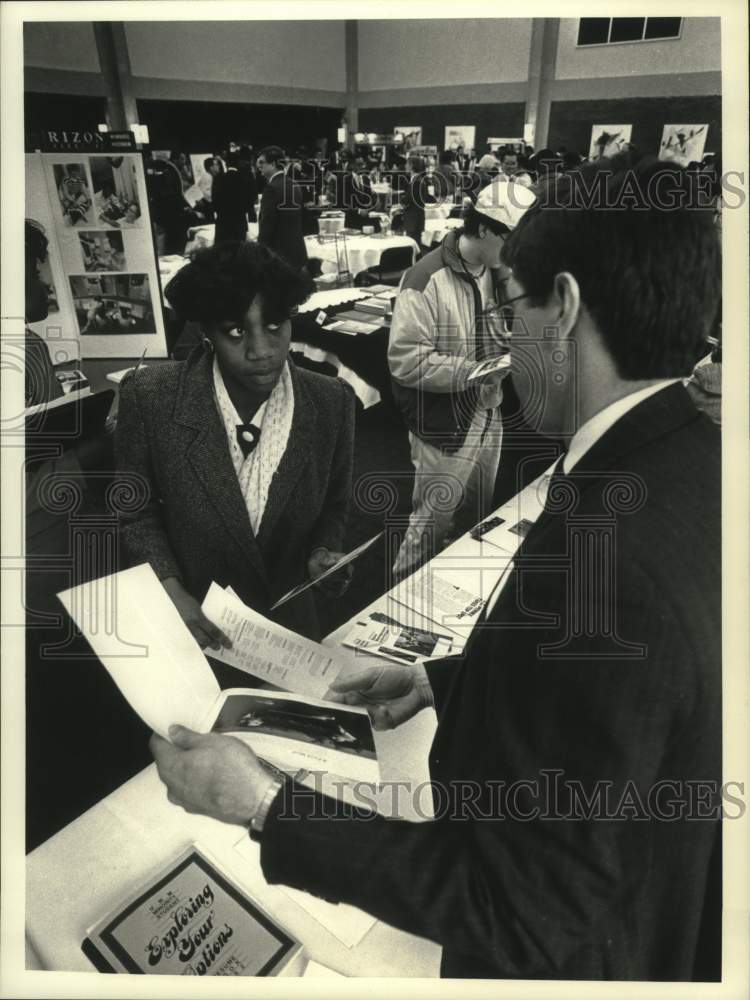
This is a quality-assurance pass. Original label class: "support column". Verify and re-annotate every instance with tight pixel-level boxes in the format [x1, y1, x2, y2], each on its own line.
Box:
[524, 18, 559, 151]
[93, 22, 139, 131]
[344, 20, 359, 145]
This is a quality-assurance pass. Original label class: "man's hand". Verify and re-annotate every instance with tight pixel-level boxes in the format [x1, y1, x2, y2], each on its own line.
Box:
[326, 664, 434, 730]
[150, 726, 275, 826]
[307, 548, 353, 598]
[162, 577, 231, 651]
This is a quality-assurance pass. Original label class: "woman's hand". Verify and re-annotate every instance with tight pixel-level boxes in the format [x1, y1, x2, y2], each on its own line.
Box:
[307, 547, 353, 598]
[162, 577, 231, 651]
[326, 664, 434, 730]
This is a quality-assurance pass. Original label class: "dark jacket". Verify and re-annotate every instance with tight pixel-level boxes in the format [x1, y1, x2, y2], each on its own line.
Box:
[211, 169, 249, 244]
[260, 383, 722, 980]
[115, 350, 355, 641]
[258, 172, 308, 270]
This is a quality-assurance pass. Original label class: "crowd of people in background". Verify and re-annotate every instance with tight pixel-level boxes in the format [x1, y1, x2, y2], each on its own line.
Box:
[144, 137, 724, 258]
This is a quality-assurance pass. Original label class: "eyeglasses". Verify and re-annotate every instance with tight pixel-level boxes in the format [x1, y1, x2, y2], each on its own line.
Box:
[496, 292, 532, 335]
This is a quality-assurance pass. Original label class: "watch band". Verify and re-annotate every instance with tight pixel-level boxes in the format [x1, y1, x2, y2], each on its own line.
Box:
[249, 776, 283, 842]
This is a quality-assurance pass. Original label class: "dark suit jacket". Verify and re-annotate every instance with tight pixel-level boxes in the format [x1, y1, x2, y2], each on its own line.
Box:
[260, 383, 722, 980]
[115, 350, 355, 641]
[211, 169, 249, 244]
[258, 172, 307, 270]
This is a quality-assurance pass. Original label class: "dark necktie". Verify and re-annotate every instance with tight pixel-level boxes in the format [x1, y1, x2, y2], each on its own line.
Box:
[236, 423, 261, 459]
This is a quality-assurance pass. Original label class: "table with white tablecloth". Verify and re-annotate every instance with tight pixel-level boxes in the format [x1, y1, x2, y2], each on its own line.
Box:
[304, 234, 418, 278]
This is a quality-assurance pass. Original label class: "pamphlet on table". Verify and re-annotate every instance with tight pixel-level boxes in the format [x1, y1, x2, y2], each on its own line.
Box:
[341, 611, 455, 665]
[82, 844, 304, 976]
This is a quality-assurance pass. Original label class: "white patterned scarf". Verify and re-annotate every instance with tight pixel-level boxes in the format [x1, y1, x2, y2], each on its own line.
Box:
[212, 355, 295, 535]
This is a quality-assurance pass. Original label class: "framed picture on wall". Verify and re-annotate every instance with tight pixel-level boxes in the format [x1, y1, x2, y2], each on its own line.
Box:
[588, 125, 633, 160]
[395, 127, 422, 151]
[659, 124, 708, 166]
[444, 126, 476, 153]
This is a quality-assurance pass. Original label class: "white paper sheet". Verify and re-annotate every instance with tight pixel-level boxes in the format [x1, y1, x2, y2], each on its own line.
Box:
[341, 613, 454, 665]
[58, 564, 220, 738]
[201, 584, 348, 699]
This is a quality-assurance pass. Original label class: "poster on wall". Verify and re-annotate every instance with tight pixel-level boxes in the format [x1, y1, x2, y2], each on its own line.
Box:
[444, 126, 476, 152]
[25, 154, 80, 365]
[658, 124, 708, 166]
[41, 151, 167, 359]
[394, 127, 422, 151]
[588, 125, 632, 160]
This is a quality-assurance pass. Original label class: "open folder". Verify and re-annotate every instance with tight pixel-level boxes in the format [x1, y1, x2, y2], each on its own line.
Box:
[57, 564, 379, 783]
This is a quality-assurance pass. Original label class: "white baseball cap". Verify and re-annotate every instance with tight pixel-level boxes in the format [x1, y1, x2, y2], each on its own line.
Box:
[474, 178, 536, 231]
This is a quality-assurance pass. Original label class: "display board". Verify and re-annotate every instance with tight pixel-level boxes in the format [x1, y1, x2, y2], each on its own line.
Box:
[38, 152, 167, 359]
[394, 126, 422, 151]
[25, 154, 80, 365]
[658, 124, 708, 166]
[444, 126, 476, 151]
[588, 124, 633, 160]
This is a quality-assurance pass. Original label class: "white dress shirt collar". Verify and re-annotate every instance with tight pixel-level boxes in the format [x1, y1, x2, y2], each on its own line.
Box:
[270, 169, 284, 182]
[563, 380, 679, 474]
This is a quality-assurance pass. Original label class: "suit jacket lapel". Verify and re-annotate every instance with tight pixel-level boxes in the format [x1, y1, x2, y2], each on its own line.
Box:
[257, 360, 317, 549]
[175, 351, 270, 590]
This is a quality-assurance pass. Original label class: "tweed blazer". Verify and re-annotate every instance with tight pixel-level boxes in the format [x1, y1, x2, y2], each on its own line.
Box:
[260, 383, 721, 980]
[115, 350, 356, 640]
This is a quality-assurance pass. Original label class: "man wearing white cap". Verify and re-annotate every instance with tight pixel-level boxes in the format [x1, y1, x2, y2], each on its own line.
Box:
[388, 178, 537, 577]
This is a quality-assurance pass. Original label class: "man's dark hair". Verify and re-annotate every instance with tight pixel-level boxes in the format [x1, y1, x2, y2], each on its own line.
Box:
[258, 145, 285, 167]
[439, 150, 456, 166]
[501, 154, 721, 379]
[164, 241, 313, 327]
[462, 206, 510, 239]
[408, 155, 426, 174]
[203, 156, 219, 172]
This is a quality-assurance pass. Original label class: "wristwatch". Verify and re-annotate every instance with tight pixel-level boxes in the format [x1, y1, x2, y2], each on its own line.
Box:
[249, 776, 283, 842]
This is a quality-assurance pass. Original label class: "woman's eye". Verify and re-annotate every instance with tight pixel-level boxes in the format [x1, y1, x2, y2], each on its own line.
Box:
[266, 323, 281, 333]
[225, 327, 243, 340]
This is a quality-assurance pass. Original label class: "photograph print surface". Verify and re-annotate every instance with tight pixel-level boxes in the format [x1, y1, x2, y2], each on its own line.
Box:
[52, 163, 94, 227]
[69, 273, 155, 336]
[89, 155, 142, 228]
[213, 694, 376, 760]
[78, 231, 127, 272]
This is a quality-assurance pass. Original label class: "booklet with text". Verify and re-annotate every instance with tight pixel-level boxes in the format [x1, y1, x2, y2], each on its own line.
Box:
[82, 844, 305, 976]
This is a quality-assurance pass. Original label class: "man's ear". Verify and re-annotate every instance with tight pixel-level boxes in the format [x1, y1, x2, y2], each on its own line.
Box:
[552, 272, 581, 340]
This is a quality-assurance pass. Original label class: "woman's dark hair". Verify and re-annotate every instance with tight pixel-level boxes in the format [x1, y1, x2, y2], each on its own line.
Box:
[164, 241, 313, 327]
[501, 153, 722, 379]
[462, 205, 510, 239]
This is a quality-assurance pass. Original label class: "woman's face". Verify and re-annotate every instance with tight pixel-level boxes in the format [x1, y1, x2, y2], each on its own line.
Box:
[207, 295, 292, 394]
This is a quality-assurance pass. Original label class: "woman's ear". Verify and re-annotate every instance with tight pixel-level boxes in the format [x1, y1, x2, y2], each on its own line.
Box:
[552, 271, 581, 340]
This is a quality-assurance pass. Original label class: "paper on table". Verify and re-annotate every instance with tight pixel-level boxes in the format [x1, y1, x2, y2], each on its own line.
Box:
[233, 835, 377, 949]
[270, 532, 384, 610]
[201, 583, 347, 699]
[391, 567, 485, 634]
[341, 612, 454, 665]
[57, 563, 220, 738]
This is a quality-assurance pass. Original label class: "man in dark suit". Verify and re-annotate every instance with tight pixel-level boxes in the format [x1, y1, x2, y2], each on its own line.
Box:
[151, 155, 722, 980]
[211, 150, 249, 245]
[257, 145, 308, 271]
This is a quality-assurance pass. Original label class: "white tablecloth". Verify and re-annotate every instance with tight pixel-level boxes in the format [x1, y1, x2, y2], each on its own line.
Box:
[184, 221, 259, 251]
[305, 234, 418, 277]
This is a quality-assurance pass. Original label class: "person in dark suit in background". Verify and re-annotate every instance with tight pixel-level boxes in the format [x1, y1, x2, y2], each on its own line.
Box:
[212, 150, 249, 244]
[116, 241, 355, 646]
[400, 155, 432, 250]
[257, 145, 308, 271]
[151, 155, 722, 982]
[237, 145, 258, 224]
